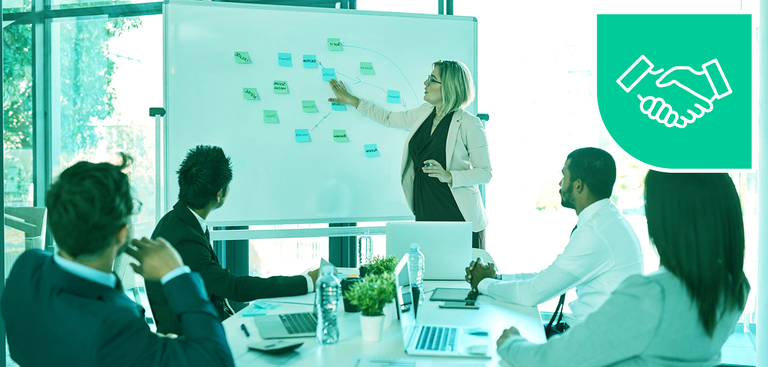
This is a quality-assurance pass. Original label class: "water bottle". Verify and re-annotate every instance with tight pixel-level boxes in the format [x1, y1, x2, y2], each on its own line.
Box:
[315, 265, 341, 344]
[407, 243, 425, 316]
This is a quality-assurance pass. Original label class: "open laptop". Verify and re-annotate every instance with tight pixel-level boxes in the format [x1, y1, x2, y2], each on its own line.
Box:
[386, 221, 472, 280]
[394, 255, 491, 358]
[252, 310, 317, 339]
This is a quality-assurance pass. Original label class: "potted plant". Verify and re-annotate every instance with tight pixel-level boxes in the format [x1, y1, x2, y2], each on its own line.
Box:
[346, 272, 396, 342]
[359, 254, 398, 278]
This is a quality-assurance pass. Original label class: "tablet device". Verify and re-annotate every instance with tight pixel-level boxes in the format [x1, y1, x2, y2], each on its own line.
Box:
[429, 288, 478, 303]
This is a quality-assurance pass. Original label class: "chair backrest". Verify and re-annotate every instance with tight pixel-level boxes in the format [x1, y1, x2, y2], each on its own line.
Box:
[4, 207, 47, 250]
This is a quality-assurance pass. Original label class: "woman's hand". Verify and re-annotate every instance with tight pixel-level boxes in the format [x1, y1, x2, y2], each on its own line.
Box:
[328, 79, 360, 108]
[496, 327, 520, 349]
[423, 160, 452, 185]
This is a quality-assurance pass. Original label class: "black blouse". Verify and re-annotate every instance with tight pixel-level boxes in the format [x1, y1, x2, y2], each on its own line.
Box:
[408, 108, 464, 223]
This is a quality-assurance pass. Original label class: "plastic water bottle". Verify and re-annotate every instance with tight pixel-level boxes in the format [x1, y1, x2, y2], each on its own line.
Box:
[408, 243, 426, 315]
[315, 265, 341, 344]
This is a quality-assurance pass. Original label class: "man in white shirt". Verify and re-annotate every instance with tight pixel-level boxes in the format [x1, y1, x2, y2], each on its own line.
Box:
[465, 147, 643, 327]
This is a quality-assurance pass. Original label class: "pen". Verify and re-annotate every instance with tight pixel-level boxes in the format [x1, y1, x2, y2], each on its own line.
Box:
[425, 163, 433, 167]
[241, 323, 250, 337]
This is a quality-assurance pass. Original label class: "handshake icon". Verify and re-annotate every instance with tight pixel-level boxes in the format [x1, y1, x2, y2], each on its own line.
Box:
[617, 55, 732, 128]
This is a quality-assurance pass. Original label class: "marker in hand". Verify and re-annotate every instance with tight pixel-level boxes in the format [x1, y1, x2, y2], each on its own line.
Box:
[425, 163, 434, 167]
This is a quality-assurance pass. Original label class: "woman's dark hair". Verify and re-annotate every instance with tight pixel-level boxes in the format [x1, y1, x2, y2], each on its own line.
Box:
[644, 170, 749, 337]
[566, 147, 616, 200]
[177, 145, 233, 209]
[45, 153, 135, 259]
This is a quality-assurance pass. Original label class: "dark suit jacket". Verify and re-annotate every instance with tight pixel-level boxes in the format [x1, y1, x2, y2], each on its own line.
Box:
[1, 250, 234, 367]
[146, 201, 308, 335]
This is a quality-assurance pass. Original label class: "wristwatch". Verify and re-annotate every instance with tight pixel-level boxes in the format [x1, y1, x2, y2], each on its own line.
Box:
[495, 274, 502, 281]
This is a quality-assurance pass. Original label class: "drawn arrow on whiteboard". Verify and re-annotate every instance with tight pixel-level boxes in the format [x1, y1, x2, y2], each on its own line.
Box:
[340, 42, 420, 104]
[311, 112, 332, 131]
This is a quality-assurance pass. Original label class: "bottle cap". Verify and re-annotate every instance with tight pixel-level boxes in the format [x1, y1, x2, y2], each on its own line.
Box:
[321, 265, 335, 274]
[410, 243, 419, 250]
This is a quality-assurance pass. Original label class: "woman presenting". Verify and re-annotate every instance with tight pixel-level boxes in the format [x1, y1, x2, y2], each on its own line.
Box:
[329, 60, 491, 249]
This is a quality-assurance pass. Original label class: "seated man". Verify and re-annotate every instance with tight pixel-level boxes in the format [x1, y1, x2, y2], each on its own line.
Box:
[2, 154, 234, 367]
[146, 145, 319, 335]
[466, 147, 643, 329]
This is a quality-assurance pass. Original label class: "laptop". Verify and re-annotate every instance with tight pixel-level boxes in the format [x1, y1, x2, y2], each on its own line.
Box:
[252, 311, 317, 339]
[386, 221, 472, 280]
[394, 255, 492, 358]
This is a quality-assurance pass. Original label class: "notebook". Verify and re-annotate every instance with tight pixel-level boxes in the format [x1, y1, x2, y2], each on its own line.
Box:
[393, 255, 491, 358]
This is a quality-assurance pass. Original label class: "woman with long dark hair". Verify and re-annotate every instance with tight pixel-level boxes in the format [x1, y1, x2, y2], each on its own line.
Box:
[495, 171, 750, 366]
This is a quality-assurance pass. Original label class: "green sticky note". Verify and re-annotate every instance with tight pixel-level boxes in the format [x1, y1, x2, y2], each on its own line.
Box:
[243, 88, 259, 100]
[327, 38, 342, 51]
[273, 81, 289, 94]
[360, 62, 374, 75]
[333, 130, 348, 142]
[263, 110, 279, 123]
[235, 51, 251, 64]
[302, 100, 318, 112]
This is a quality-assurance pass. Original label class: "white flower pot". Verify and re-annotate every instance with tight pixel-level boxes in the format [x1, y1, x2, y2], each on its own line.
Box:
[382, 301, 396, 328]
[360, 314, 385, 342]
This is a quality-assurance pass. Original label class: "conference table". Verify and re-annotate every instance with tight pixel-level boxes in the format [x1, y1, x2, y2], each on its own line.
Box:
[222, 277, 546, 367]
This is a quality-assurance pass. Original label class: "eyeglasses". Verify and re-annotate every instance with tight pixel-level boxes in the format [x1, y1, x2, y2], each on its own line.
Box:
[426, 75, 442, 85]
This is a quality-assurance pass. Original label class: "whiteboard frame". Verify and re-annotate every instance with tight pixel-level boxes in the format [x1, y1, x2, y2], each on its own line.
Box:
[161, 0, 478, 227]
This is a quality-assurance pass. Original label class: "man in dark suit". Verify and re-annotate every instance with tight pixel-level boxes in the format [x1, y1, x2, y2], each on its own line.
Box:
[1, 154, 234, 367]
[146, 145, 319, 335]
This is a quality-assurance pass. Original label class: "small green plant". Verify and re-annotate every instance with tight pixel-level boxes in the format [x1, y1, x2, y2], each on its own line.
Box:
[346, 273, 396, 317]
[365, 254, 398, 276]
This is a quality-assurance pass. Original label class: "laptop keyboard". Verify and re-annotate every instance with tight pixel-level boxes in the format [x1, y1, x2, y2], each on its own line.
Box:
[279, 313, 317, 334]
[415, 326, 457, 351]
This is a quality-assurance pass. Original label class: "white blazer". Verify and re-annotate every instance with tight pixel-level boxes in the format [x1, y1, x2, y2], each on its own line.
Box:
[357, 100, 491, 232]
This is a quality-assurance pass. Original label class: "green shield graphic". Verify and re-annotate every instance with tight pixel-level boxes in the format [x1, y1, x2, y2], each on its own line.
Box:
[597, 14, 752, 170]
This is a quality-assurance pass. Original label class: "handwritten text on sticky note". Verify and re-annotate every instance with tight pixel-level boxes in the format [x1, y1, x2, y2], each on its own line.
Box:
[278, 53, 292, 67]
[295, 129, 310, 142]
[235, 51, 251, 64]
[386, 90, 400, 104]
[360, 62, 374, 75]
[322, 68, 336, 81]
[364, 144, 380, 157]
[331, 102, 346, 111]
[243, 88, 259, 100]
[303, 55, 317, 68]
[263, 110, 279, 123]
[273, 80, 288, 94]
[327, 38, 342, 51]
[333, 130, 349, 142]
[302, 100, 318, 113]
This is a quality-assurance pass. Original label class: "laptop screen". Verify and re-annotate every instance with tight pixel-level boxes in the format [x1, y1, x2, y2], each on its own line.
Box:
[394, 254, 417, 350]
[386, 221, 472, 280]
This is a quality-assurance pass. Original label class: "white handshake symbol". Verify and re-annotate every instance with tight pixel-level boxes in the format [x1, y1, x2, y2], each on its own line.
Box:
[617, 55, 732, 128]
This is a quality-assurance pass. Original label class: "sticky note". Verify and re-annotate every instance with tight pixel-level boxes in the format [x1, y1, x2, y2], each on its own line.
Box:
[322, 68, 336, 81]
[302, 100, 318, 112]
[327, 38, 342, 51]
[263, 110, 279, 123]
[243, 88, 259, 100]
[364, 144, 380, 157]
[387, 90, 400, 104]
[234, 51, 251, 64]
[273, 80, 289, 94]
[331, 102, 346, 111]
[360, 62, 374, 75]
[295, 129, 310, 142]
[241, 308, 268, 317]
[278, 53, 292, 67]
[303, 54, 317, 68]
[333, 130, 349, 142]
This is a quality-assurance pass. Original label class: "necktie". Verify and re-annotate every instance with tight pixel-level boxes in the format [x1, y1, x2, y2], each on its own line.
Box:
[205, 228, 211, 242]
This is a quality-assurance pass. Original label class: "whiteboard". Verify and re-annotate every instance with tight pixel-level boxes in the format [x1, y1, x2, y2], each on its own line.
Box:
[164, 0, 477, 225]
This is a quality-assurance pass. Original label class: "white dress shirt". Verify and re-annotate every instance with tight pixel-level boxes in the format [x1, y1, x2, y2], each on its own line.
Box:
[188, 207, 314, 293]
[478, 199, 643, 325]
[497, 269, 747, 366]
[54, 252, 189, 286]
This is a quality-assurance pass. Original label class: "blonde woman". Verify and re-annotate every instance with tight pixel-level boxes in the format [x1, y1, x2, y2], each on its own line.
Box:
[329, 60, 491, 248]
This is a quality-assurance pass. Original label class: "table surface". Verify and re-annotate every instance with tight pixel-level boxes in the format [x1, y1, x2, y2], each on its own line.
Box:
[223, 280, 546, 367]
